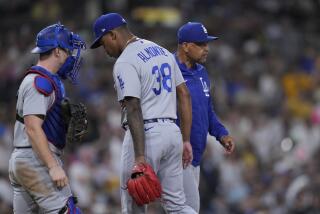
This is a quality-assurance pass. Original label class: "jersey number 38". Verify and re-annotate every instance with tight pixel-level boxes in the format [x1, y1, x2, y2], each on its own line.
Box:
[152, 63, 172, 95]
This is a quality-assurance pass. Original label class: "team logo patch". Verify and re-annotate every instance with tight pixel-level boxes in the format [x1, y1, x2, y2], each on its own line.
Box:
[200, 77, 209, 97]
[117, 75, 125, 90]
[201, 25, 208, 34]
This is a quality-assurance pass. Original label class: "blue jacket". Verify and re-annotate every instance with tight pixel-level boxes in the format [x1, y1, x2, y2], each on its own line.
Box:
[175, 55, 229, 166]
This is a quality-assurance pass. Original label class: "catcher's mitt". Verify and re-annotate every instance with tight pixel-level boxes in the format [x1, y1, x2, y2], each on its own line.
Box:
[127, 163, 162, 206]
[61, 98, 88, 144]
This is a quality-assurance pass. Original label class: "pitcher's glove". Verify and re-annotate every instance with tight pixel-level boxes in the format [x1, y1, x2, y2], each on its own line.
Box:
[61, 98, 88, 144]
[127, 163, 162, 206]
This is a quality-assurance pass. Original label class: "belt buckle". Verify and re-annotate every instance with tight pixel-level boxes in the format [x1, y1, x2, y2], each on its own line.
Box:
[158, 118, 171, 123]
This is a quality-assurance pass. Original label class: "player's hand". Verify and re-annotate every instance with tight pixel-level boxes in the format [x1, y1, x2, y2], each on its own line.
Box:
[49, 165, 69, 188]
[134, 155, 146, 166]
[220, 135, 235, 154]
[182, 141, 193, 169]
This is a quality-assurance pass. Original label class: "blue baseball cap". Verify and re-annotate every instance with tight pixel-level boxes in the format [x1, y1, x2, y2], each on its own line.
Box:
[90, 13, 127, 49]
[178, 22, 218, 44]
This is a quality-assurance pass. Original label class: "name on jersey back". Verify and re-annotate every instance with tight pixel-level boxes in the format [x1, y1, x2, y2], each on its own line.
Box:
[137, 45, 168, 63]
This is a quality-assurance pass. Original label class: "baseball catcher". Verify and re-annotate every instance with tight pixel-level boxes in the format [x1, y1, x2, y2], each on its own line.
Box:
[127, 163, 162, 206]
[9, 23, 86, 213]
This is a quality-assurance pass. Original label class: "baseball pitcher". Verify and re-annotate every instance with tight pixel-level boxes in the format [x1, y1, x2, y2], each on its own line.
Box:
[90, 13, 197, 213]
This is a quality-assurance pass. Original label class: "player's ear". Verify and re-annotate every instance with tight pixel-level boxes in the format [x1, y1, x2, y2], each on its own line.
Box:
[53, 48, 60, 57]
[182, 42, 189, 52]
[109, 30, 117, 41]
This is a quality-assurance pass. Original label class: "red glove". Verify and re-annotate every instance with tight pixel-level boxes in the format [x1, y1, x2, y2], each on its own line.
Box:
[127, 163, 162, 206]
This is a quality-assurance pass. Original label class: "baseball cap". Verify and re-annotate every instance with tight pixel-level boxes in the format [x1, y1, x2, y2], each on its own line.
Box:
[90, 13, 127, 49]
[177, 22, 218, 44]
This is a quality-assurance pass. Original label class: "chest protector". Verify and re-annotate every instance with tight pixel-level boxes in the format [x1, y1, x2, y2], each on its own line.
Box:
[26, 66, 67, 149]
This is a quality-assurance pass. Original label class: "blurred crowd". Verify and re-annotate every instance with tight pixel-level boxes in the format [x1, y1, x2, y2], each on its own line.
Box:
[1, 0, 320, 213]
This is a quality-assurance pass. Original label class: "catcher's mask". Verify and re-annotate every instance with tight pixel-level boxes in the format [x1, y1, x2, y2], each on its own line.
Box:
[31, 23, 86, 84]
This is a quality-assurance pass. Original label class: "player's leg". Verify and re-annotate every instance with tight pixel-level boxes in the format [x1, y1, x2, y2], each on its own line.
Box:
[9, 149, 39, 213]
[12, 185, 39, 213]
[183, 165, 200, 212]
[57, 197, 82, 214]
[120, 130, 147, 214]
[11, 149, 74, 213]
[158, 123, 197, 214]
[32, 153, 76, 213]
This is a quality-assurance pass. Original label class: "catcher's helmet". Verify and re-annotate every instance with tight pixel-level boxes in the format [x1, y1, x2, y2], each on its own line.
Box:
[31, 23, 85, 54]
[31, 23, 86, 83]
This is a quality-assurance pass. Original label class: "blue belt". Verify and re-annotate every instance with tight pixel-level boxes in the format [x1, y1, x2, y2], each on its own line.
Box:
[14, 144, 63, 156]
[14, 146, 32, 149]
[143, 118, 176, 124]
[122, 117, 176, 130]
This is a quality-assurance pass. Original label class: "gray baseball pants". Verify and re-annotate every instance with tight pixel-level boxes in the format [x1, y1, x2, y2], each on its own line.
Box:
[120, 121, 197, 214]
[8, 148, 71, 213]
[183, 165, 200, 213]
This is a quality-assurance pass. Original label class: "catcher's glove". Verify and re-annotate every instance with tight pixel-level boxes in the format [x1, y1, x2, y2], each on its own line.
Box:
[127, 163, 162, 206]
[61, 98, 88, 144]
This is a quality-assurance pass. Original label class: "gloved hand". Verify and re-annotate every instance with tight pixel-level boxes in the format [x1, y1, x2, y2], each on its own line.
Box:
[127, 163, 162, 206]
[61, 98, 88, 144]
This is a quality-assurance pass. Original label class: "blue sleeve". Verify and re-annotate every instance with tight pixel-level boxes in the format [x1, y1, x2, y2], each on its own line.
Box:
[208, 93, 229, 141]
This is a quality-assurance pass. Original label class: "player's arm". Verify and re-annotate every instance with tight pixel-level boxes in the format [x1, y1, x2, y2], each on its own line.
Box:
[176, 83, 193, 168]
[174, 57, 193, 167]
[207, 96, 228, 139]
[113, 62, 145, 163]
[24, 115, 68, 188]
[24, 115, 56, 168]
[207, 95, 235, 154]
[22, 76, 68, 187]
[176, 83, 192, 142]
[123, 96, 146, 164]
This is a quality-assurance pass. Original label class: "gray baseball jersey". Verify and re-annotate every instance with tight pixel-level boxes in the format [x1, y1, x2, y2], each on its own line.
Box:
[9, 73, 72, 213]
[114, 39, 197, 214]
[13, 74, 54, 147]
[113, 39, 184, 119]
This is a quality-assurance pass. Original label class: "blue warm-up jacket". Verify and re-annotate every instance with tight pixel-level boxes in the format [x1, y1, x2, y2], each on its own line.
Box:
[175, 55, 229, 167]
